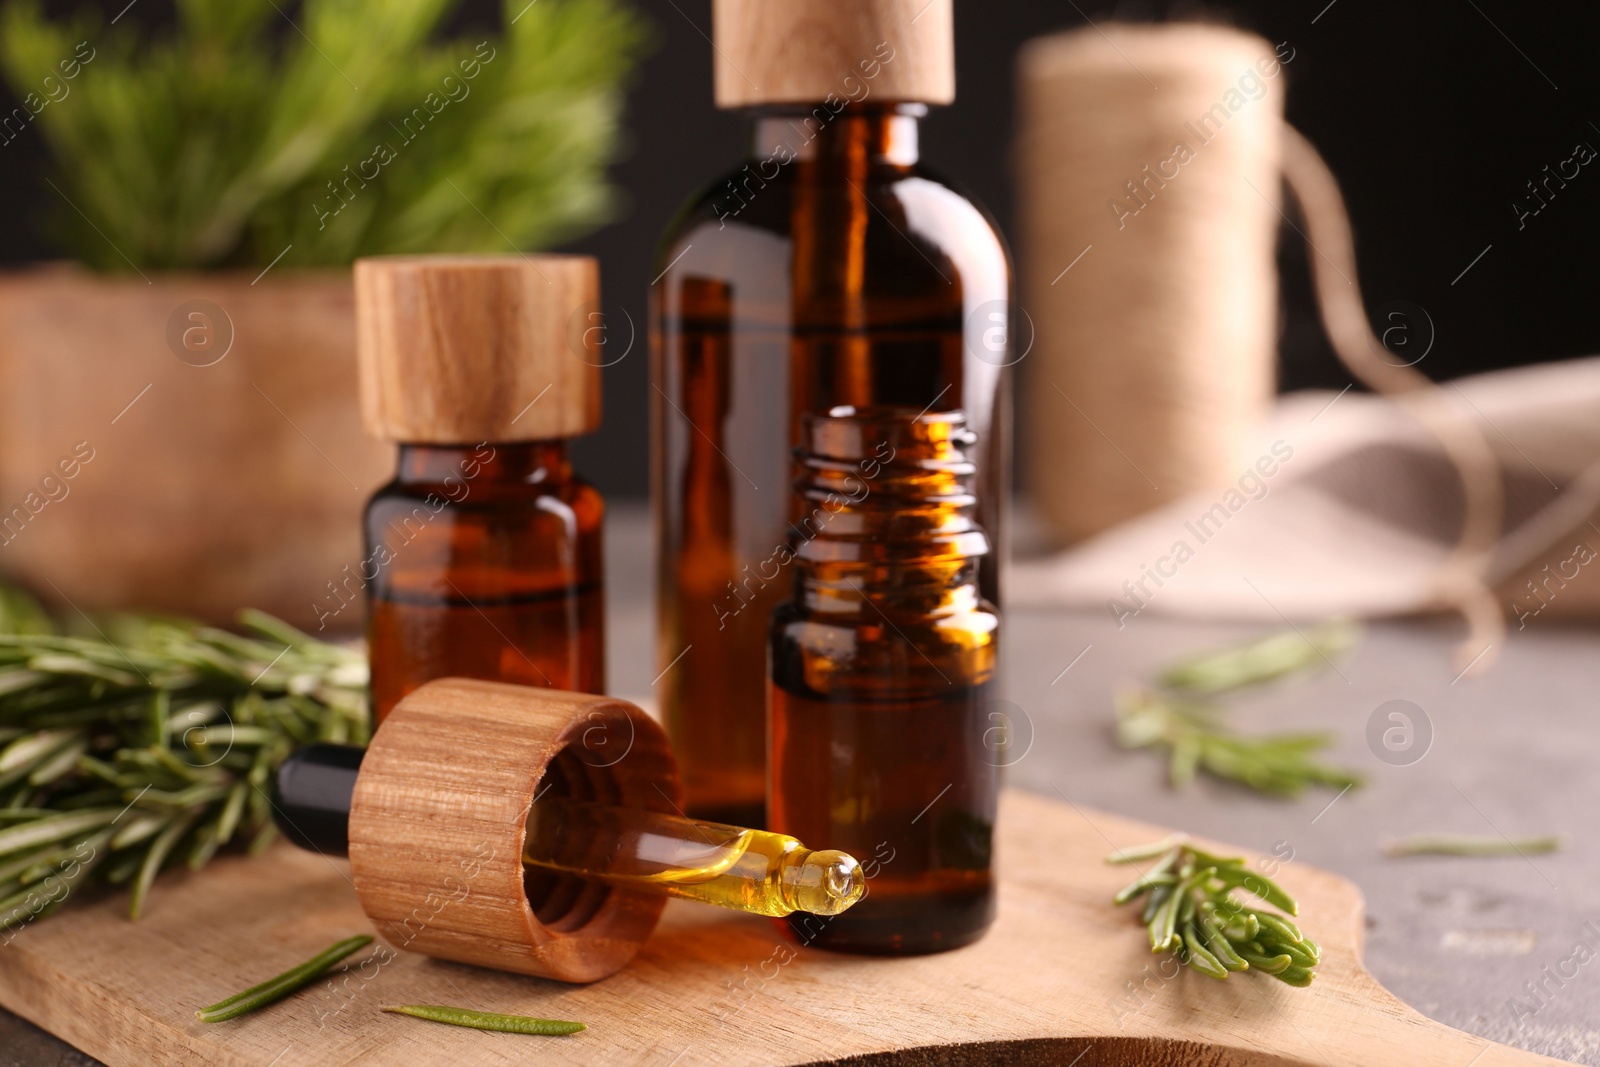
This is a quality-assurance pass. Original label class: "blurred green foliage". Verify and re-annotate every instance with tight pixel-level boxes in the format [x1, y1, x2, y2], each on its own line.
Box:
[0, 0, 649, 270]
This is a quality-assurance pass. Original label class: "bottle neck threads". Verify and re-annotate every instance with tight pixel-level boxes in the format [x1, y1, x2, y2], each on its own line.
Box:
[790, 406, 987, 615]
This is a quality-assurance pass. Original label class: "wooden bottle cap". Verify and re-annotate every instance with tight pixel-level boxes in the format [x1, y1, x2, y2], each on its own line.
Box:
[712, 0, 954, 109]
[347, 678, 680, 983]
[354, 255, 602, 443]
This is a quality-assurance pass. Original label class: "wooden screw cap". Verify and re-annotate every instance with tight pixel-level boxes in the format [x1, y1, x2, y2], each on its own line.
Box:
[354, 255, 602, 443]
[347, 678, 679, 983]
[712, 0, 954, 109]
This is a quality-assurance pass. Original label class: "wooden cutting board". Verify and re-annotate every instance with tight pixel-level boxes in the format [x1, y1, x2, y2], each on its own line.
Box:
[0, 789, 1569, 1066]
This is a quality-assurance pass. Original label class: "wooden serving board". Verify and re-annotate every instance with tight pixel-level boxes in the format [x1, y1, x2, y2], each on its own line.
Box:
[0, 790, 1570, 1066]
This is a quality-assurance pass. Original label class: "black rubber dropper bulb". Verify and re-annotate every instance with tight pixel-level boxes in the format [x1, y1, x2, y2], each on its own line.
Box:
[271, 743, 364, 857]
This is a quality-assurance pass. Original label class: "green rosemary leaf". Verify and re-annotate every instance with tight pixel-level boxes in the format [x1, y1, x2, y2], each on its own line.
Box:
[1180, 923, 1229, 979]
[1275, 964, 1316, 988]
[1169, 736, 1201, 789]
[214, 782, 248, 846]
[1197, 919, 1249, 971]
[1112, 853, 1182, 905]
[1382, 833, 1562, 858]
[1137, 882, 1171, 926]
[1252, 911, 1305, 944]
[1158, 619, 1360, 695]
[0, 842, 77, 886]
[247, 821, 278, 857]
[1212, 867, 1300, 916]
[197, 935, 374, 1023]
[0, 829, 112, 932]
[129, 811, 201, 921]
[0, 809, 119, 859]
[1262, 935, 1317, 969]
[109, 813, 170, 852]
[103, 851, 145, 886]
[27, 736, 88, 787]
[186, 821, 222, 872]
[0, 729, 83, 789]
[1237, 949, 1293, 975]
[21, 655, 142, 688]
[382, 1004, 587, 1036]
[1105, 834, 1189, 865]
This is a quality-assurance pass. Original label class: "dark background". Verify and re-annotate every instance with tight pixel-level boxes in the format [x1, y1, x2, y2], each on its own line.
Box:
[3, 0, 1597, 498]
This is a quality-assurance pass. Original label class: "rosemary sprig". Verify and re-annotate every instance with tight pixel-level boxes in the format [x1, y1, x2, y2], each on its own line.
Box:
[1382, 833, 1562, 858]
[383, 1004, 587, 1036]
[1116, 688, 1363, 796]
[1109, 836, 1320, 987]
[0, 587, 368, 933]
[1116, 622, 1364, 797]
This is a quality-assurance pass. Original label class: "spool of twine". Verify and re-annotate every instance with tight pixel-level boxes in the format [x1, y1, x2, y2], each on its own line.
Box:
[1017, 23, 1284, 543]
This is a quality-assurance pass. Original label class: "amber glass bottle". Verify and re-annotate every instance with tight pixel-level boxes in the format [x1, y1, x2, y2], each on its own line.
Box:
[363, 441, 603, 719]
[769, 407, 999, 954]
[355, 255, 606, 721]
[652, 1, 1010, 826]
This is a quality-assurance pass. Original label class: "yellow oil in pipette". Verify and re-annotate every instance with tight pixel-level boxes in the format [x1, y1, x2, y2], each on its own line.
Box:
[524, 795, 864, 917]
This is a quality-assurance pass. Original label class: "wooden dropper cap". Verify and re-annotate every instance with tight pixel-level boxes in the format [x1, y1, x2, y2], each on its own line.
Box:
[346, 678, 679, 983]
[712, 0, 954, 109]
[354, 255, 601, 443]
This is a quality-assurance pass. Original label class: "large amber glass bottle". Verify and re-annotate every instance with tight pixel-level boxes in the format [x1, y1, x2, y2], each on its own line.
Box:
[355, 254, 606, 721]
[651, 1, 1010, 826]
[769, 408, 999, 954]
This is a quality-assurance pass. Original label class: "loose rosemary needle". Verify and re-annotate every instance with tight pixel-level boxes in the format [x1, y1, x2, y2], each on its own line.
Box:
[383, 1004, 586, 1036]
[1108, 837, 1320, 987]
[1382, 834, 1563, 858]
[197, 935, 374, 1022]
[1159, 619, 1360, 695]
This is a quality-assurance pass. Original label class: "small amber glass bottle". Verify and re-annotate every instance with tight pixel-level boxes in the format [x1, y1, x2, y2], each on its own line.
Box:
[768, 407, 999, 954]
[653, 0, 1011, 827]
[354, 255, 605, 721]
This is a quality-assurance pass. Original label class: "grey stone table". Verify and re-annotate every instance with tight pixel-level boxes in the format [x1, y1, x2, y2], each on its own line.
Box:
[4, 505, 1597, 1064]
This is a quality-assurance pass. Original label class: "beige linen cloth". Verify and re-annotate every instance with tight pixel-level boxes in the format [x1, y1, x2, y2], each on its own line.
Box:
[1012, 357, 1600, 630]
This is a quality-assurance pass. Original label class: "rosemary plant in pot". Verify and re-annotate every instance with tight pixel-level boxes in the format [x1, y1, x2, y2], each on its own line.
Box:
[0, 0, 646, 630]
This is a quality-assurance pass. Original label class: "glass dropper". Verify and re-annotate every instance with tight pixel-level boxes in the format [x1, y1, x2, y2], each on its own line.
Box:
[273, 743, 865, 919]
[523, 793, 862, 916]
